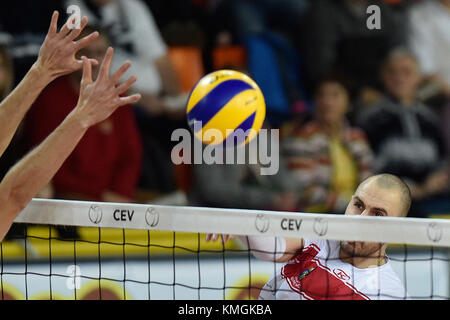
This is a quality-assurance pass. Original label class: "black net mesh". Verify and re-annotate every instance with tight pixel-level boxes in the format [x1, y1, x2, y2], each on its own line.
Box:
[1, 222, 449, 300]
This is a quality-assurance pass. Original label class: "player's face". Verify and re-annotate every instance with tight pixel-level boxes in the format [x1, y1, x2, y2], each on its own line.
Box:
[341, 181, 403, 258]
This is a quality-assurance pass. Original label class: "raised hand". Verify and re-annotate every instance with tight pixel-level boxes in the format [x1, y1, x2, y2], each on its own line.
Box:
[205, 234, 235, 243]
[73, 47, 141, 128]
[34, 11, 99, 81]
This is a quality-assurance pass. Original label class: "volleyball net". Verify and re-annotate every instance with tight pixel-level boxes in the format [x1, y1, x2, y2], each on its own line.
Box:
[0, 198, 449, 300]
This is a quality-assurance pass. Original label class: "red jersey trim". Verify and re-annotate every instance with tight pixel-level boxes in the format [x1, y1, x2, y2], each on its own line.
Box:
[281, 242, 370, 300]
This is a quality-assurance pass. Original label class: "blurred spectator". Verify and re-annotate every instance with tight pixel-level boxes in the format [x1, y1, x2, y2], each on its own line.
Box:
[213, 0, 309, 42]
[189, 126, 299, 211]
[143, 0, 206, 48]
[66, 0, 186, 114]
[24, 29, 142, 216]
[282, 75, 373, 214]
[0, 45, 26, 185]
[408, 0, 450, 100]
[0, 46, 13, 100]
[0, 45, 28, 240]
[444, 101, 450, 158]
[302, 0, 407, 99]
[0, 1, 66, 82]
[357, 49, 448, 215]
[212, 0, 311, 126]
[67, 0, 190, 197]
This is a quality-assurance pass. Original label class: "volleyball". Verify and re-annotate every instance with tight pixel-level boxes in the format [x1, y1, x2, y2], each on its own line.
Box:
[186, 70, 266, 146]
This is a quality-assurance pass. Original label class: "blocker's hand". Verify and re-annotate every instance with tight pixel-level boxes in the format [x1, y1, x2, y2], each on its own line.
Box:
[73, 48, 141, 128]
[34, 11, 99, 81]
[205, 234, 235, 243]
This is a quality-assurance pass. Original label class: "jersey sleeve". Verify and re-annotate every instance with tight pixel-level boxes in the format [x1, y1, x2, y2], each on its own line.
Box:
[303, 239, 340, 261]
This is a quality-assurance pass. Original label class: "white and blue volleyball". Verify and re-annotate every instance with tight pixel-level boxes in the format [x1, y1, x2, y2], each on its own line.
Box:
[186, 70, 266, 146]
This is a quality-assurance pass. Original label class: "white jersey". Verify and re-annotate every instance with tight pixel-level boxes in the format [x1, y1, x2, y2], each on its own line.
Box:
[259, 239, 408, 300]
[67, 0, 168, 95]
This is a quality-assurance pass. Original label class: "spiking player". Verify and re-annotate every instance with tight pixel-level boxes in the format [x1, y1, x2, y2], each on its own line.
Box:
[208, 174, 411, 300]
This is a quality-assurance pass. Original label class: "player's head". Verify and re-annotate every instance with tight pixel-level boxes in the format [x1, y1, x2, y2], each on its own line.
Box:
[340, 174, 411, 259]
[346, 174, 411, 218]
[381, 48, 422, 102]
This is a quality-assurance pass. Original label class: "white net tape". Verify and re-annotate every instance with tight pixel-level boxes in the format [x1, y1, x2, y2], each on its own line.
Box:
[15, 199, 450, 247]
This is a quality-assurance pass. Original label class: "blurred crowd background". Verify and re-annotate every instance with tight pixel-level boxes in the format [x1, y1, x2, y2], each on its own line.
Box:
[0, 0, 449, 239]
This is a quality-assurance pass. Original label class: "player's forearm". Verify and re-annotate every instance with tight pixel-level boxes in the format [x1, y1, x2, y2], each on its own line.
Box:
[238, 236, 302, 262]
[0, 109, 88, 218]
[0, 63, 53, 156]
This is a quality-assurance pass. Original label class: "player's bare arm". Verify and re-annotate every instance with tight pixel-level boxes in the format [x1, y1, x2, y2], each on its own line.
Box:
[0, 49, 141, 241]
[0, 11, 99, 157]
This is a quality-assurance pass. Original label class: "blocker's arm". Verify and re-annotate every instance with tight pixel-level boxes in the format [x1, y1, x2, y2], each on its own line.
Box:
[0, 12, 99, 157]
[0, 110, 89, 240]
[0, 51, 140, 242]
[206, 234, 304, 262]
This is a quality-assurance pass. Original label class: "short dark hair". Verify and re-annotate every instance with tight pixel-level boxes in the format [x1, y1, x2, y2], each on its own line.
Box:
[313, 72, 352, 98]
